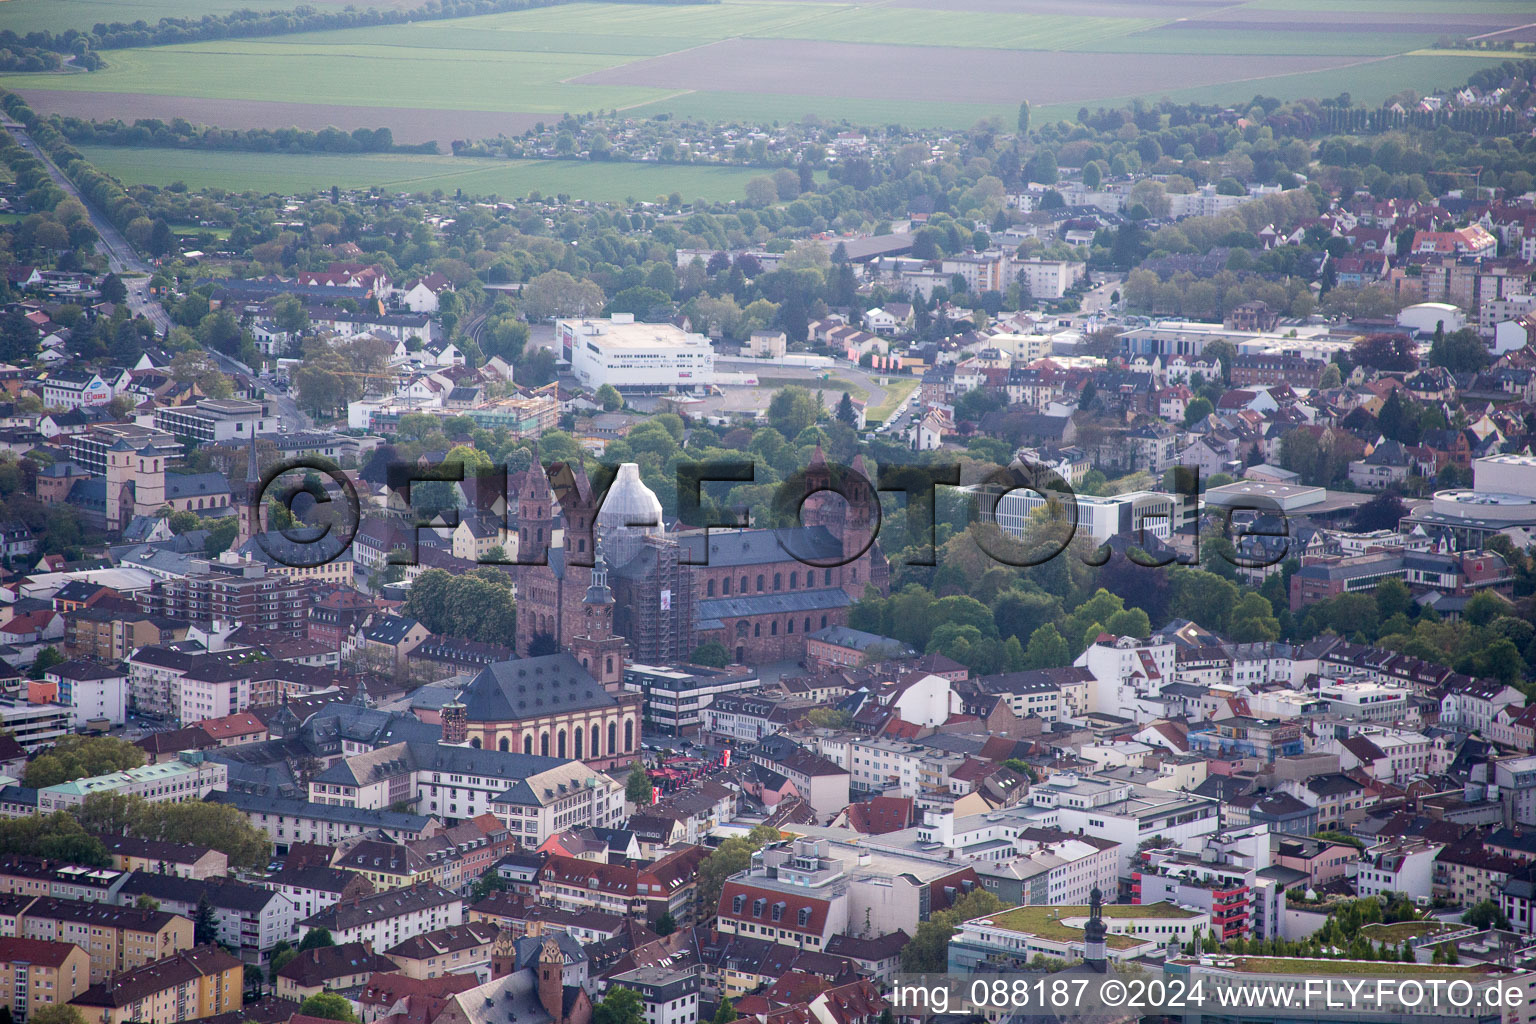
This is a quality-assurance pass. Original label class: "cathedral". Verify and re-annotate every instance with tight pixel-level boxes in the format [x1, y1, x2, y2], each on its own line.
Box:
[512, 448, 889, 668]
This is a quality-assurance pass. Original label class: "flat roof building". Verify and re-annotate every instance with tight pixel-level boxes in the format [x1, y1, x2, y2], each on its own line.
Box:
[561, 314, 715, 390]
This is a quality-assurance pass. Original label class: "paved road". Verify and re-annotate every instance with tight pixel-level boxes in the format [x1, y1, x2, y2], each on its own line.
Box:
[6, 124, 174, 334]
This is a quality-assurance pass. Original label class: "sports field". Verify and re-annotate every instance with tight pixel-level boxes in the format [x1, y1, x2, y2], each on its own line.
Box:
[0, 0, 1521, 198]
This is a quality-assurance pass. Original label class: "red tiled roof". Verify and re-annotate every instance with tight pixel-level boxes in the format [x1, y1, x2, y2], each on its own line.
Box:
[843, 797, 914, 835]
[718, 881, 834, 938]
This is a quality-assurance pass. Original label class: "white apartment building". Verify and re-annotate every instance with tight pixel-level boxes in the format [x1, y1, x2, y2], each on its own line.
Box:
[833, 736, 928, 797]
[1014, 258, 1087, 300]
[1354, 838, 1441, 902]
[1076, 634, 1177, 717]
[561, 314, 715, 389]
[44, 661, 129, 726]
[298, 884, 463, 950]
[37, 753, 227, 812]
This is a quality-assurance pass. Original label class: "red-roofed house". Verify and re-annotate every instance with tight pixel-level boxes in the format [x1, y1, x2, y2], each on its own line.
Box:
[833, 796, 915, 835]
[197, 711, 269, 746]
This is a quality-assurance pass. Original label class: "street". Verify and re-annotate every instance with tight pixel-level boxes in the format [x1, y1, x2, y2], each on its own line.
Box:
[5, 124, 173, 333]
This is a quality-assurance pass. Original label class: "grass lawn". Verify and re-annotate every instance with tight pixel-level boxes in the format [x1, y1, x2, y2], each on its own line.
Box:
[1079, 29, 1451, 57]
[76, 145, 767, 201]
[865, 377, 917, 422]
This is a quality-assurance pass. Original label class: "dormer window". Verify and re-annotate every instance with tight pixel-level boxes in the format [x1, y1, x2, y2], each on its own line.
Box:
[797, 907, 811, 927]
[771, 901, 785, 922]
[732, 894, 745, 914]
[752, 897, 766, 918]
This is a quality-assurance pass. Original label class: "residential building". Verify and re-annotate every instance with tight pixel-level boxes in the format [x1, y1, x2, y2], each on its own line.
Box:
[36, 754, 227, 813]
[0, 937, 91, 1023]
[17, 896, 194, 983]
[297, 883, 463, 950]
[69, 945, 243, 1024]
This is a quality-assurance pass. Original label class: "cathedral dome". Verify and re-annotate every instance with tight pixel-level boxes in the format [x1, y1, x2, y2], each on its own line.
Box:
[596, 463, 663, 566]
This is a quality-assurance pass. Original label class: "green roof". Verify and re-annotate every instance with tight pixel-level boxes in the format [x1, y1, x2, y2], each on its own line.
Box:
[981, 903, 1201, 951]
[1359, 921, 1460, 943]
[1222, 957, 1494, 977]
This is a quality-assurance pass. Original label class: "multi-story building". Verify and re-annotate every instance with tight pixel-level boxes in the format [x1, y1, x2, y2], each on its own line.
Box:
[0, 857, 128, 903]
[94, 836, 227, 881]
[297, 884, 462, 950]
[1133, 828, 1279, 941]
[717, 838, 850, 950]
[69, 424, 181, 476]
[622, 663, 759, 737]
[949, 901, 1208, 969]
[43, 660, 128, 727]
[0, 937, 90, 1023]
[1354, 837, 1441, 902]
[537, 846, 706, 928]
[699, 694, 814, 745]
[0, 699, 73, 751]
[307, 741, 625, 846]
[15, 896, 194, 983]
[114, 875, 296, 968]
[382, 921, 499, 981]
[137, 553, 319, 641]
[208, 792, 441, 851]
[152, 399, 274, 445]
[1023, 774, 1220, 877]
[36, 754, 227, 813]
[561, 314, 715, 390]
[1435, 840, 1523, 908]
[608, 965, 700, 1024]
[69, 944, 243, 1024]
[63, 609, 186, 664]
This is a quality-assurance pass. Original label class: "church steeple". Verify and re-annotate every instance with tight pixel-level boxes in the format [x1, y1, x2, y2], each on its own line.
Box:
[571, 549, 626, 693]
[237, 428, 264, 547]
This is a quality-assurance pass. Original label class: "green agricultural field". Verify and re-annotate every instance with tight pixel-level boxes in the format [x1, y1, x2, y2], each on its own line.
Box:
[0, 0, 1521, 169]
[76, 145, 771, 201]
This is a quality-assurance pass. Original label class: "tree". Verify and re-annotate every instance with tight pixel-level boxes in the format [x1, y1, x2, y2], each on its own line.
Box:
[194, 892, 219, 945]
[135, 893, 161, 911]
[270, 294, 310, 336]
[807, 708, 853, 729]
[1016, 100, 1030, 136]
[654, 910, 677, 936]
[0, 308, 36, 362]
[298, 928, 335, 952]
[768, 386, 819, 437]
[626, 762, 653, 806]
[1429, 327, 1490, 375]
[596, 384, 623, 411]
[1024, 623, 1069, 668]
[268, 942, 297, 984]
[901, 889, 1006, 972]
[28, 646, 65, 681]
[28, 1008, 86, 1024]
[1352, 333, 1417, 372]
[1351, 490, 1408, 532]
[594, 987, 645, 1024]
[298, 993, 358, 1023]
[713, 998, 737, 1024]
[697, 825, 781, 916]
[1462, 899, 1509, 930]
[100, 273, 128, 304]
[835, 392, 858, 427]
[521, 270, 605, 321]
[1183, 396, 1213, 428]
[690, 642, 730, 667]
[22, 736, 145, 788]
[1319, 362, 1342, 388]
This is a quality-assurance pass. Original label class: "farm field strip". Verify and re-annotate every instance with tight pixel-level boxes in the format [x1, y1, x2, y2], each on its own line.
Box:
[75, 144, 773, 201]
